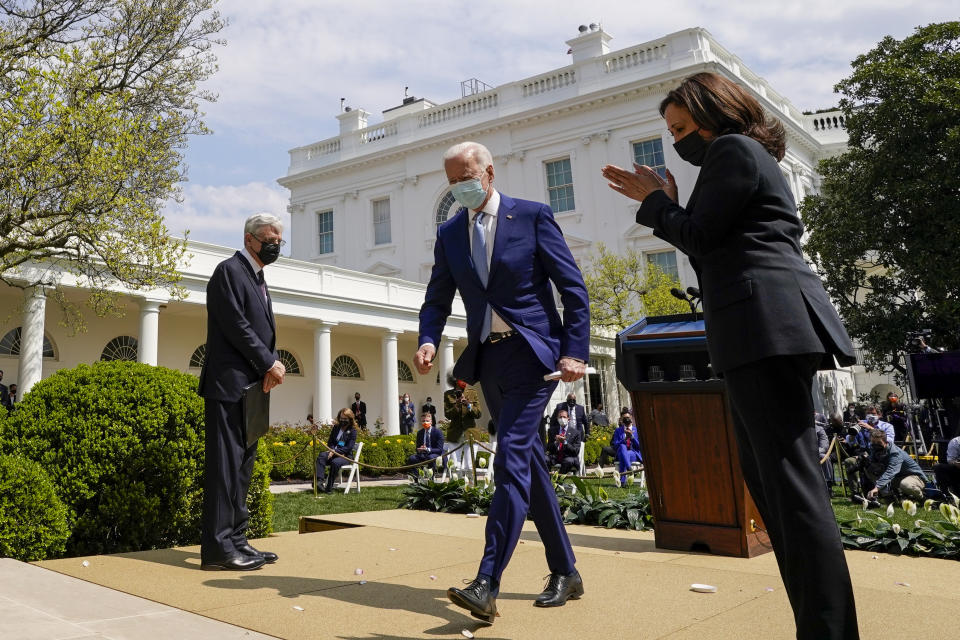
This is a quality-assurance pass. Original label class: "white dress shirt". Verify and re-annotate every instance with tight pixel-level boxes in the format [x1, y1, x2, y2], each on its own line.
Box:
[240, 247, 267, 300]
[469, 189, 510, 333]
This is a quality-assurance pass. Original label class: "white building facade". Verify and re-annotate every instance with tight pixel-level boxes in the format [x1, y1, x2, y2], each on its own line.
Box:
[1, 26, 867, 428]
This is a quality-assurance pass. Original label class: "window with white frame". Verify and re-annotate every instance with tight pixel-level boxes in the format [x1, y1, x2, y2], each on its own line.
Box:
[317, 209, 334, 254]
[545, 158, 575, 213]
[372, 198, 391, 245]
[646, 250, 679, 280]
[632, 138, 666, 178]
[435, 190, 457, 228]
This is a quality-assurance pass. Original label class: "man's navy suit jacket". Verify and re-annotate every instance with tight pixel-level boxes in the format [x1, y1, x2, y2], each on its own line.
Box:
[419, 194, 589, 384]
[415, 427, 445, 457]
[199, 252, 278, 402]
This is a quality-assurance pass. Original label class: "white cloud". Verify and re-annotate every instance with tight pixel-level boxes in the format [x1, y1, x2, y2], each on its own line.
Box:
[162, 182, 290, 248]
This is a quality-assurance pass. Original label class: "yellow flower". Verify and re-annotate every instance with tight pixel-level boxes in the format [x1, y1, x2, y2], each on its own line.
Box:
[272, 442, 283, 447]
[384, 440, 391, 444]
[288, 440, 297, 445]
[371, 443, 378, 447]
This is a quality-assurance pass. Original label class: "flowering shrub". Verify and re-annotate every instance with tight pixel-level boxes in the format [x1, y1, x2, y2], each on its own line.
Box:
[839, 498, 960, 559]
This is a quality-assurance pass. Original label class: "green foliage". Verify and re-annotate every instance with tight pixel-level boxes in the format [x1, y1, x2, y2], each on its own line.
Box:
[0, 1, 225, 326]
[0, 454, 69, 561]
[262, 425, 318, 480]
[582, 243, 688, 332]
[839, 500, 960, 559]
[271, 486, 410, 532]
[355, 434, 417, 475]
[0, 361, 269, 557]
[399, 474, 494, 514]
[802, 22, 960, 371]
[246, 440, 274, 539]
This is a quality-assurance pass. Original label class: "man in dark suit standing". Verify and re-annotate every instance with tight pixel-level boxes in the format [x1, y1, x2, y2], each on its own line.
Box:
[415, 141, 589, 623]
[0, 370, 10, 411]
[551, 392, 589, 439]
[351, 392, 367, 430]
[198, 213, 286, 571]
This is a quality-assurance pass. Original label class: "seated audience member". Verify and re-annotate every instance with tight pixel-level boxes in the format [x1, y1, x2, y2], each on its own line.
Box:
[599, 409, 632, 467]
[611, 419, 642, 484]
[407, 412, 444, 472]
[551, 392, 589, 439]
[545, 408, 581, 474]
[866, 430, 926, 502]
[315, 408, 359, 493]
[815, 413, 835, 494]
[933, 435, 960, 498]
[589, 402, 609, 428]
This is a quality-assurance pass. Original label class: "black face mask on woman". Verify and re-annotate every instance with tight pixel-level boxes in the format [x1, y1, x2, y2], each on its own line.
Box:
[673, 129, 711, 166]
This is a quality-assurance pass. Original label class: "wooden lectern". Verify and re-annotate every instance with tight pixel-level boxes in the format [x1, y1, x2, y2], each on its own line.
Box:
[616, 313, 770, 557]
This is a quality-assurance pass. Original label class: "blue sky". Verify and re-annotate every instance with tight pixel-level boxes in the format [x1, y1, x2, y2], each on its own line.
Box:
[162, 0, 958, 251]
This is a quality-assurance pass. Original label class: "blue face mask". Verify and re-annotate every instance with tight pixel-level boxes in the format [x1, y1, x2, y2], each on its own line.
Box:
[450, 177, 488, 210]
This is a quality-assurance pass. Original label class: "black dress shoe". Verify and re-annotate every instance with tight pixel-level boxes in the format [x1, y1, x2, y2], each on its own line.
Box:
[534, 570, 584, 607]
[447, 576, 497, 623]
[200, 552, 266, 571]
[236, 542, 278, 564]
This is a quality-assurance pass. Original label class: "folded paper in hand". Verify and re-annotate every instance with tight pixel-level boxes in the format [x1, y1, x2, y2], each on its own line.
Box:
[242, 381, 270, 448]
[543, 366, 596, 381]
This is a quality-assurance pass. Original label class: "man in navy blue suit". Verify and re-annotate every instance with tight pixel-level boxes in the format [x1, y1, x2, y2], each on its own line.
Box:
[406, 411, 445, 471]
[415, 141, 590, 623]
[198, 213, 286, 571]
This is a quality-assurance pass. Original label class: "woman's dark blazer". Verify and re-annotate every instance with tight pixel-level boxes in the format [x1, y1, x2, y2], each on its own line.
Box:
[636, 134, 855, 373]
[326, 427, 357, 457]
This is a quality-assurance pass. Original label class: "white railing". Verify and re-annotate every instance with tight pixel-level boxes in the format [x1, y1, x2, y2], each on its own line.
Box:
[603, 41, 668, 73]
[807, 112, 846, 132]
[359, 121, 398, 144]
[418, 91, 499, 128]
[521, 69, 576, 96]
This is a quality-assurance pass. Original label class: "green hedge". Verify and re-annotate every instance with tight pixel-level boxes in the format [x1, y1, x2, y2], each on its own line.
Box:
[0, 454, 70, 561]
[0, 362, 273, 557]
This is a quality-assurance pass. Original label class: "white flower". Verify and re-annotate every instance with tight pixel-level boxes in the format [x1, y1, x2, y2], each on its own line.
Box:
[902, 500, 917, 516]
[477, 457, 487, 468]
[451, 472, 459, 481]
[593, 466, 604, 478]
[886, 503, 895, 518]
[923, 499, 936, 512]
[914, 519, 926, 528]
[627, 474, 635, 486]
[614, 473, 622, 488]
[939, 502, 960, 526]
[892, 523, 901, 534]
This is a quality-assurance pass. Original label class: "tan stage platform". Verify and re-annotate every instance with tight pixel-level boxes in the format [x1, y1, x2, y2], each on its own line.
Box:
[34, 508, 958, 639]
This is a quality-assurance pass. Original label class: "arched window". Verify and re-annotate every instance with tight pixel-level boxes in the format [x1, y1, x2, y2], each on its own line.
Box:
[331, 355, 361, 379]
[0, 327, 57, 359]
[398, 360, 414, 383]
[189, 344, 206, 369]
[278, 349, 302, 376]
[435, 190, 458, 228]
[101, 336, 138, 362]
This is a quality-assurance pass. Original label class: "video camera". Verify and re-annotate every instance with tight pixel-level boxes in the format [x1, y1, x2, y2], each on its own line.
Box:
[906, 329, 933, 353]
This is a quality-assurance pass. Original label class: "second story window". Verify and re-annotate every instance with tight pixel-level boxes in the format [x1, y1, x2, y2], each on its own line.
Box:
[646, 249, 679, 280]
[632, 138, 666, 178]
[373, 198, 391, 245]
[317, 209, 333, 254]
[545, 158, 575, 213]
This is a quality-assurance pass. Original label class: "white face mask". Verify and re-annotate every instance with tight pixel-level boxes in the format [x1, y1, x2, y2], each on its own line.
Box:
[559, 418, 568, 427]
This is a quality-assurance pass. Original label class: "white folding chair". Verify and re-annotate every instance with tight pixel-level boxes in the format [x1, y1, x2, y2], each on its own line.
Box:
[473, 440, 496, 485]
[336, 441, 363, 494]
[630, 461, 646, 488]
[577, 441, 586, 476]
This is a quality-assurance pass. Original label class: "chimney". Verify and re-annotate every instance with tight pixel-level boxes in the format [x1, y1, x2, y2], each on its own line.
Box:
[566, 23, 612, 63]
[337, 107, 369, 134]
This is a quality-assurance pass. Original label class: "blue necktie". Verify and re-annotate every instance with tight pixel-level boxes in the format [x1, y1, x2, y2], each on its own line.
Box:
[472, 211, 492, 342]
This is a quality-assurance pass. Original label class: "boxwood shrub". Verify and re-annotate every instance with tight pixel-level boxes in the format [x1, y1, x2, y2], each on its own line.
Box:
[0, 454, 70, 561]
[0, 362, 273, 556]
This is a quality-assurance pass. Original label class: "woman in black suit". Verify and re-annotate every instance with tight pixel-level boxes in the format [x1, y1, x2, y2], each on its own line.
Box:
[316, 408, 359, 493]
[602, 72, 859, 639]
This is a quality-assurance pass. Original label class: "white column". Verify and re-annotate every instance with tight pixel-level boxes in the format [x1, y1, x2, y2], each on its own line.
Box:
[438, 335, 455, 388]
[313, 322, 336, 424]
[137, 298, 165, 366]
[17, 286, 47, 395]
[381, 330, 400, 435]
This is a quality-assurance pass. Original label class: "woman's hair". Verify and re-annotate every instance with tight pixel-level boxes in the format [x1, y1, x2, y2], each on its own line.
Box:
[659, 72, 786, 161]
[336, 408, 358, 430]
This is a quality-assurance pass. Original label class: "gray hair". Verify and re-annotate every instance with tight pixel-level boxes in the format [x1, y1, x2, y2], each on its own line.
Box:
[244, 213, 284, 236]
[442, 141, 493, 170]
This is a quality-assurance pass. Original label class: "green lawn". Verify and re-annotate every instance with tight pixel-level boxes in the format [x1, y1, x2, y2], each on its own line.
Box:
[270, 478, 927, 534]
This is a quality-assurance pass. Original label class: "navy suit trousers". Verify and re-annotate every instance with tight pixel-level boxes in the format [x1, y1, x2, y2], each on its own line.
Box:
[202, 398, 258, 561]
[477, 337, 576, 586]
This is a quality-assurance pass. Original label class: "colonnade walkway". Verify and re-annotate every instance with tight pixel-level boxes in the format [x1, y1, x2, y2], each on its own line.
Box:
[5, 509, 956, 639]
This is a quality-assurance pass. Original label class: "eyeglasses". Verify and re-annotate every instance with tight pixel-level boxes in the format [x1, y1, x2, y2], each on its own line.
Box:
[254, 234, 286, 247]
